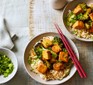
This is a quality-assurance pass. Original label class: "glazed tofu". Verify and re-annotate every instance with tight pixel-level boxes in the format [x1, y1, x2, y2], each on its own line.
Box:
[37, 62, 47, 74]
[42, 50, 51, 60]
[86, 8, 91, 14]
[89, 12, 93, 21]
[41, 37, 52, 48]
[73, 5, 83, 14]
[53, 62, 63, 71]
[72, 21, 84, 29]
[52, 44, 61, 53]
[59, 51, 69, 63]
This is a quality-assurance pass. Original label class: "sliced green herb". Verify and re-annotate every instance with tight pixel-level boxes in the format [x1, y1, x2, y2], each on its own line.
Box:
[0, 53, 14, 77]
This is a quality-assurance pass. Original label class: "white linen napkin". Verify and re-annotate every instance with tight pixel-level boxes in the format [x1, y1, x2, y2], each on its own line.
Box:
[0, 17, 14, 49]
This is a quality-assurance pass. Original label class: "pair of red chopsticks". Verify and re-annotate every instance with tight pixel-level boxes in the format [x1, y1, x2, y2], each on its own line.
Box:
[54, 23, 87, 78]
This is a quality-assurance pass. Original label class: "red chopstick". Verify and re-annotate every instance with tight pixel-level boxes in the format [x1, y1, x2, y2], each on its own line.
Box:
[55, 25, 84, 78]
[54, 23, 87, 78]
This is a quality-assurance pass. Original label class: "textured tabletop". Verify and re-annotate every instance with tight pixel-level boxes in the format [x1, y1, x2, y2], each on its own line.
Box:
[1, 0, 93, 85]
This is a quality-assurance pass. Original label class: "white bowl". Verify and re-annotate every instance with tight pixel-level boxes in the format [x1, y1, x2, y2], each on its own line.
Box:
[24, 32, 79, 85]
[63, 0, 93, 42]
[0, 47, 18, 84]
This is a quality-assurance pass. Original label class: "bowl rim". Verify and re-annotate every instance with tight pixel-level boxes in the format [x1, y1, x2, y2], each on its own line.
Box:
[0, 47, 18, 84]
[24, 32, 79, 85]
[62, 0, 93, 42]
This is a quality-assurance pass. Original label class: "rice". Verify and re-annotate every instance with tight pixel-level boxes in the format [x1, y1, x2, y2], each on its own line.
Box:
[70, 28, 93, 39]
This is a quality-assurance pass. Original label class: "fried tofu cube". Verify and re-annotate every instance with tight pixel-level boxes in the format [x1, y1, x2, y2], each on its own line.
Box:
[73, 5, 83, 14]
[41, 37, 53, 48]
[53, 62, 63, 71]
[59, 51, 69, 62]
[89, 12, 93, 21]
[42, 50, 51, 60]
[86, 8, 91, 14]
[52, 44, 61, 53]
[37, 62, 47, 74]
[72, 21, 84, 29]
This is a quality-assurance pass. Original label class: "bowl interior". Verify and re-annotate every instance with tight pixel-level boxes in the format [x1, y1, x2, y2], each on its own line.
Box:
[63, 0, 93, 41]
[0, 48, 18, 84]
[24, 32, 79, 85]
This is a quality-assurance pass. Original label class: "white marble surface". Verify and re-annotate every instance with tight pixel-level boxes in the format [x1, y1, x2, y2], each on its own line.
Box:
[0, 0, 30, 85]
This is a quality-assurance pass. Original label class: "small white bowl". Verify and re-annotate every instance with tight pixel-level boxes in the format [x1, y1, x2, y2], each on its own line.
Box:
[0, 47, 18, 84]
[24, 32, 79, 85]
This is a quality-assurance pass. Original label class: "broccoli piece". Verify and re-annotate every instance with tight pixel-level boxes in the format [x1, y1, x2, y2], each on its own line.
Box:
[84, 20, 92, 30]
[79, 3, 87, 11]
[47, 47, 52, 50]
[67, 21, 73, 27]
[50, 51, 57, 58]
[44, 61, 51, 69]
[52, 36, 61, 44]
[68, 14, 76, 22]
[65, 59, 73, 68]
[28, 57, 32, 64]
[63, 48, 67, 52]
[83, 14, 89, 20]
[88, 20, 92, 27]
[76, 7, 91, 21]
[67, 12, 77, 26]
[85, 23, 90, 29]
[52, 36, 63, 47]
[34, 43, 44, 59]
[74, 3, 89, 20]
[76, 13, 88, 20]
[82, 8, 91, 20]
[76, 13, 83, 20]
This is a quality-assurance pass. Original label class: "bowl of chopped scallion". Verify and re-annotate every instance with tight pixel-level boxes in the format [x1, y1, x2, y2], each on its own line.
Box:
[0, 47, 18, 84]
